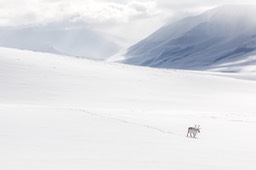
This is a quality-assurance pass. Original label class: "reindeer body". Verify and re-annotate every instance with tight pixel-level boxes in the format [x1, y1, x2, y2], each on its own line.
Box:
[187, 125, 200, 138]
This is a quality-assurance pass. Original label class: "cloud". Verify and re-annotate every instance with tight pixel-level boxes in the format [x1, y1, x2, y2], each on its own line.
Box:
[1, 0, 256, 46]
[2, 0, 255, 27]
[0, 0, 159, 26]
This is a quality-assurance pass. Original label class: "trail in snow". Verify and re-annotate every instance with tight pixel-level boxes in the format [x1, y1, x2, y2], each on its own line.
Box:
[74, 108, 174, 135]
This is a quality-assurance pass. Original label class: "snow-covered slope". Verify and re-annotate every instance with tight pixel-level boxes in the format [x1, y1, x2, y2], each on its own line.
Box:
[115, 5, 256, 72]
[1, 47, 256, 170]
[0, 22, 120, 60]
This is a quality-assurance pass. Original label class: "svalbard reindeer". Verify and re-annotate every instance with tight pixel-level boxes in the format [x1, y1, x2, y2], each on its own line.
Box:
[187, 125, 200, 138]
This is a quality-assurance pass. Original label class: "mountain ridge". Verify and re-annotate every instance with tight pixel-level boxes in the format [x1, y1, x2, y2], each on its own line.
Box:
[114, 5, 256, 72]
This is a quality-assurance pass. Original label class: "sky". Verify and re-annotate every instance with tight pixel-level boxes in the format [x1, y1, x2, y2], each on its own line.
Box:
[1, 0, 256, 46]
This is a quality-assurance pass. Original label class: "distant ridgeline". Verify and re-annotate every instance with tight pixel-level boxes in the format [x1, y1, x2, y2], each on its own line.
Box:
[0, 22, 120, 60]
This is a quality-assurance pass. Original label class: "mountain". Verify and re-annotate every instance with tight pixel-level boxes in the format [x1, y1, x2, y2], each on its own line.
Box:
[0, 21, 120, 60]
[113, 5, 256, 72]
[1, 47, 256, 169]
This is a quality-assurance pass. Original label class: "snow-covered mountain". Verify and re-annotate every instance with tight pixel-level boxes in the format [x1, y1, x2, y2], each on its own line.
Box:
[114, 5, 256, 72]
[0, 21, 120, 60]
[1, 47, 256, 169]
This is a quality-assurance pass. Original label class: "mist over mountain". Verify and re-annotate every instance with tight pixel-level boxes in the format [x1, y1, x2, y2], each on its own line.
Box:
[0, 21, 120, 60]
[114, 5, 256, 72]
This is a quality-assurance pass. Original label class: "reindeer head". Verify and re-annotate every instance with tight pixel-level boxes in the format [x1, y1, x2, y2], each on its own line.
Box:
[194, 125, 200, 133]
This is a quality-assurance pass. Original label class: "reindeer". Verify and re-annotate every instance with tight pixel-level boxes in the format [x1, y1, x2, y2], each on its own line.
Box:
[187, 125, 200, 138]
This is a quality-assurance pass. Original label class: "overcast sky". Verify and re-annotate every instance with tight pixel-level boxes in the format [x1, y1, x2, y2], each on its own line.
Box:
[1, 0, 256, 46]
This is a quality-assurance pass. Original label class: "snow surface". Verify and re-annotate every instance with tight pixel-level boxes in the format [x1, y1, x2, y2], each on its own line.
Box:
[1, 47, 256, 170]
[114, 5, 256, 72]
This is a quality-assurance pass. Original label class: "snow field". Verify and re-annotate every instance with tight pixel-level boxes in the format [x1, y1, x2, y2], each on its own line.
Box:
[0, 47, 256, 169]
